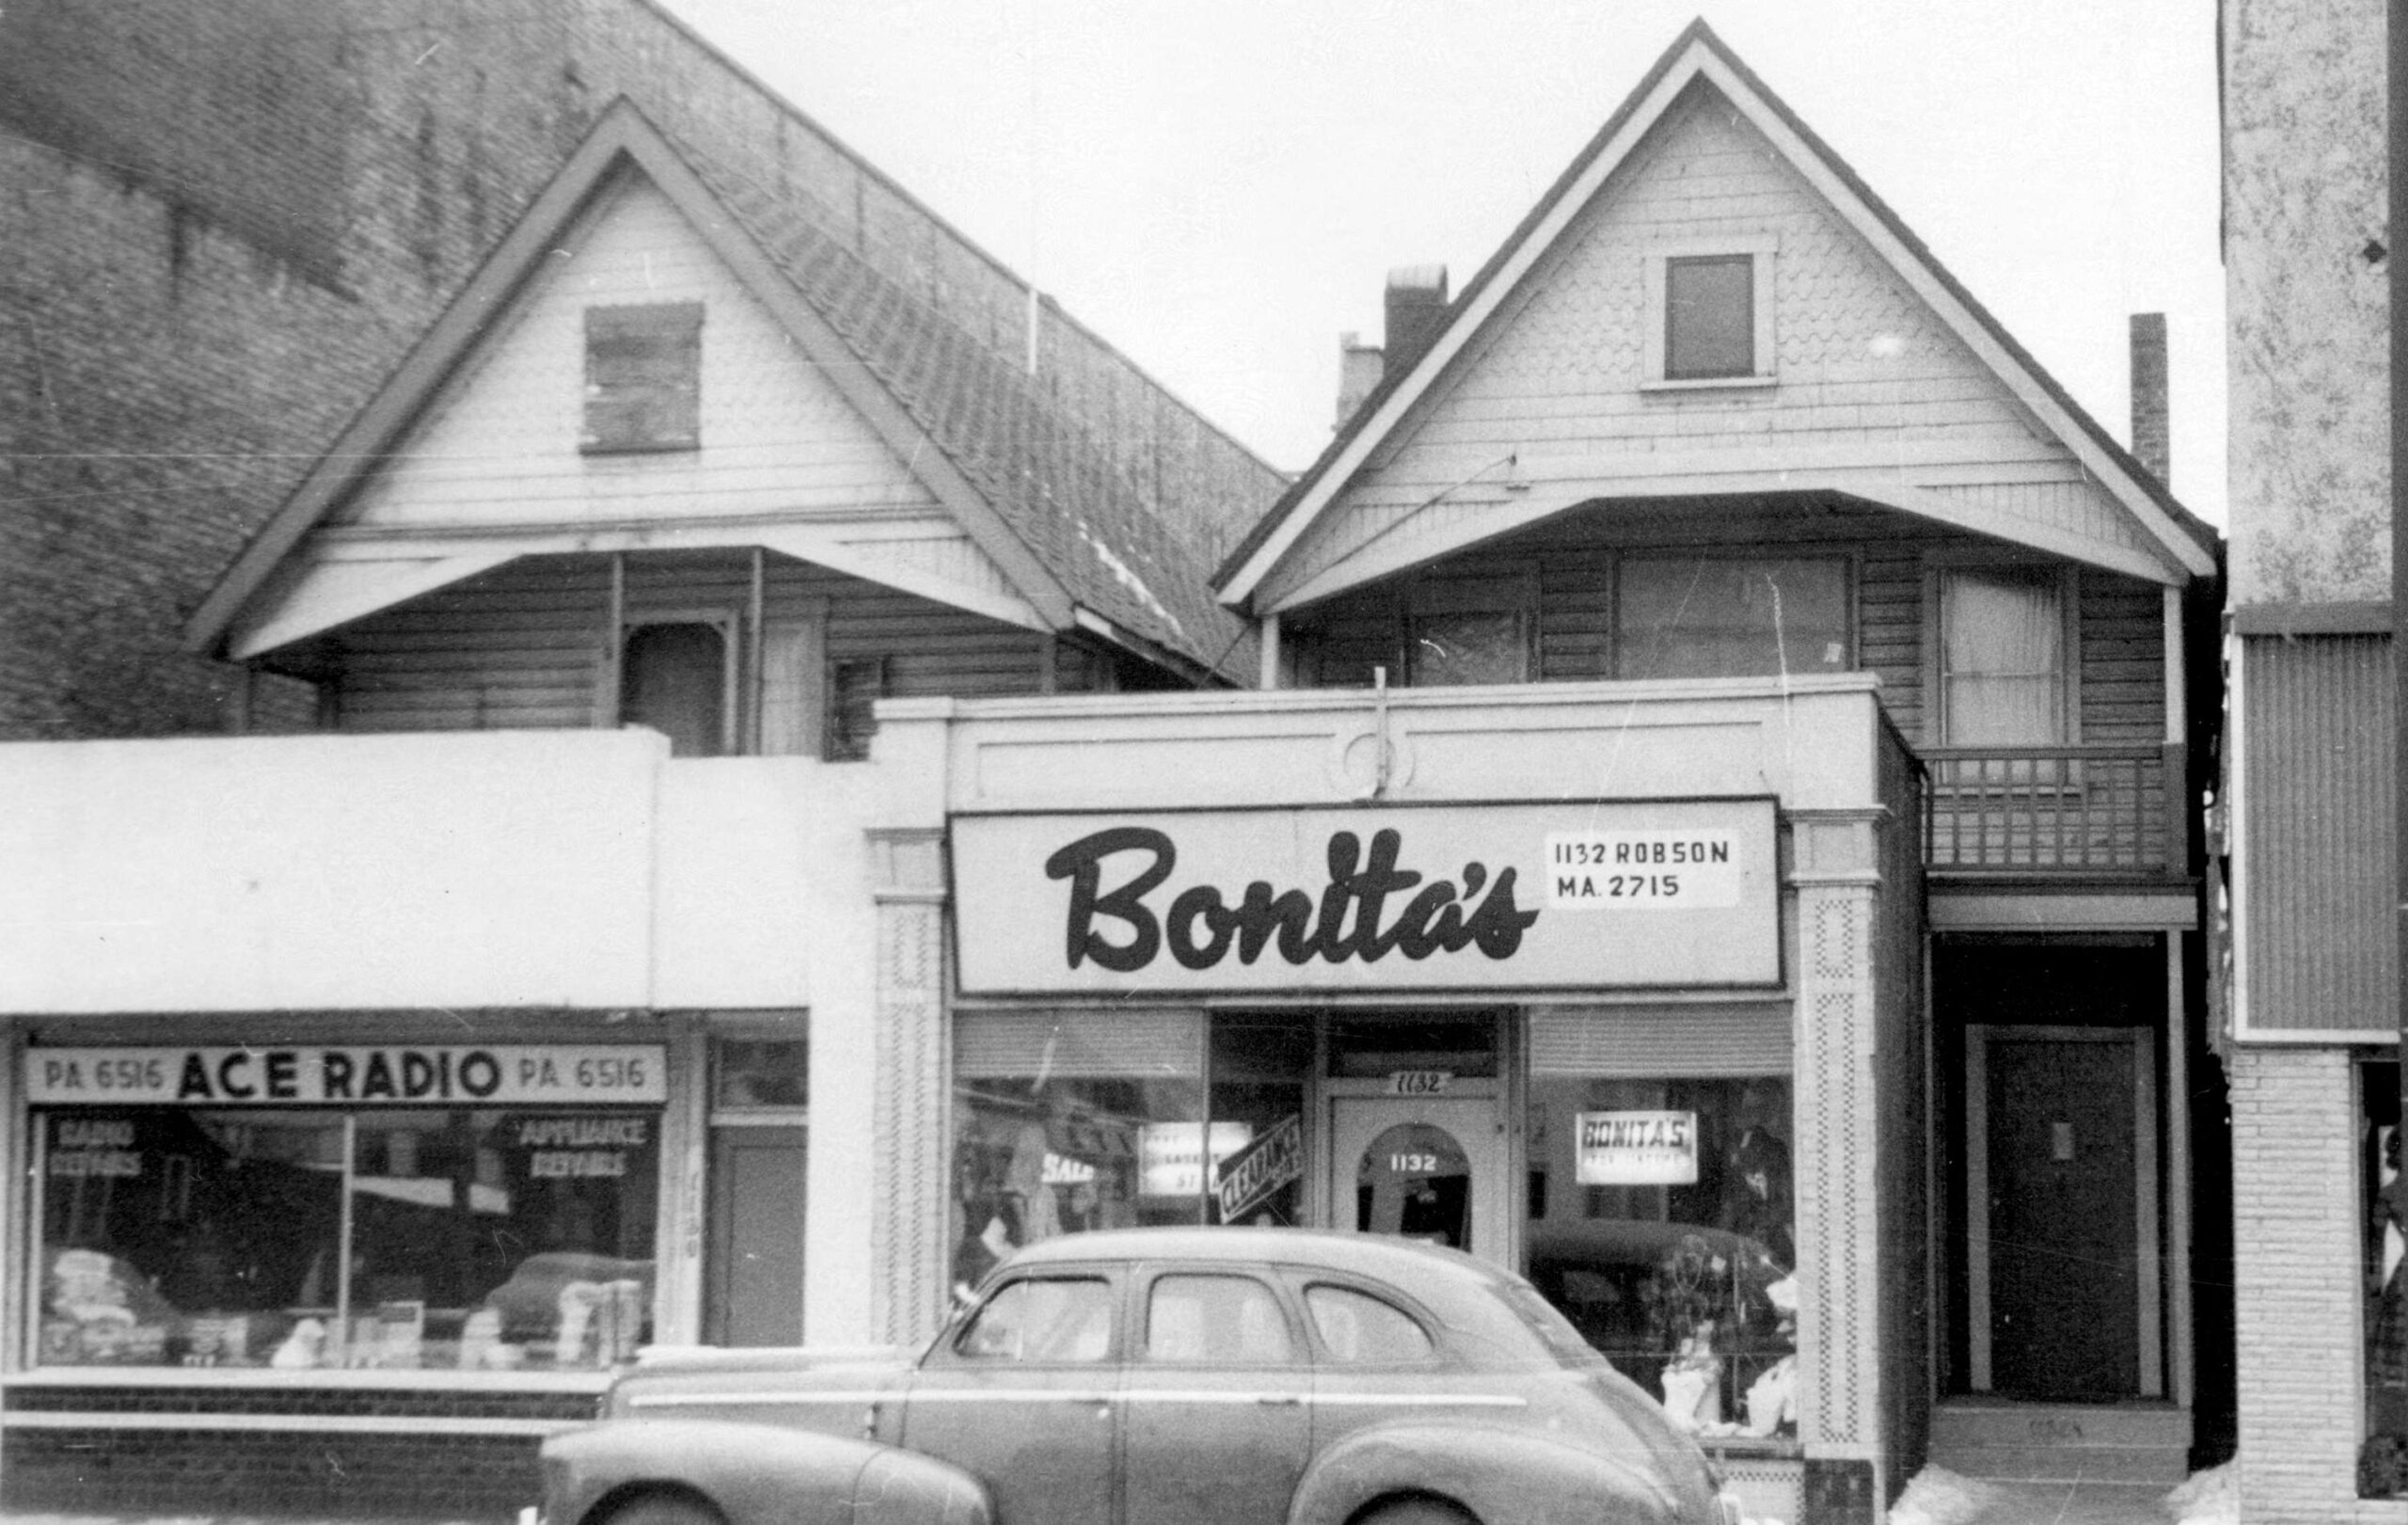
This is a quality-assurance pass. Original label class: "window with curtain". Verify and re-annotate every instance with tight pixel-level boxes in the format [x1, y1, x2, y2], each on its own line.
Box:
[1939, 567, 2066, 745]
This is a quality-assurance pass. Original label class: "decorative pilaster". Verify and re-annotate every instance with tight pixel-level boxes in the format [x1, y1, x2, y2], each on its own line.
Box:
[867, 827, 950, 1346]
[1788, 811, 1885, 1464]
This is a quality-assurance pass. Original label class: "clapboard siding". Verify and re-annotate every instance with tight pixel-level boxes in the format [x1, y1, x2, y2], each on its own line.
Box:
[334, 182, 950, 534]
[1285, 501, 2164, 751]
[330, 549, 1095, 737]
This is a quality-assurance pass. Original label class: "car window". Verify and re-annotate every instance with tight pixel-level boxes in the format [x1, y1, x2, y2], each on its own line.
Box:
[1305, 1283, 1434, 1363]
[1145, 1274, 1297, 1365]
[955, 1276, 1115, 1364]
[1493, 1277, 1611, 1367]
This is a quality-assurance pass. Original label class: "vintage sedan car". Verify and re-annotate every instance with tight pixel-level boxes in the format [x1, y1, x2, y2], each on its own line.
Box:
[535, 1227, 1744, 1525]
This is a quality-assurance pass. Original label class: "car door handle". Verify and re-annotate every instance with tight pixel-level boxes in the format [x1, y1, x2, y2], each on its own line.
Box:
[1256, 1393, 1304, 1407]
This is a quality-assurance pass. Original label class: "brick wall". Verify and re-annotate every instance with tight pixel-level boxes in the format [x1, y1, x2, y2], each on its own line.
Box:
[2230, 1045, 2408, 1523]
[0, 0, 1275, 742]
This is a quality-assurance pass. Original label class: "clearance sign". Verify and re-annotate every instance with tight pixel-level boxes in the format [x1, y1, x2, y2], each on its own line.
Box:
[26, 1045, 667, 1106]
[953, 799, 1780, 995]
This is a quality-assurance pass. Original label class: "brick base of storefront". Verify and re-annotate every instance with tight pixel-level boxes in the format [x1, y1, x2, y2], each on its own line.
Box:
[0, 1389, 594, 1518]
[2231, 1046, 2408, 1524]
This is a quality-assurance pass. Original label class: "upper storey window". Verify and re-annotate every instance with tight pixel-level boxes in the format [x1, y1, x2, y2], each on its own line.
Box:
[1936, 564, 2072, 744]
[1642, 236, 1777, 389]
[582, 302, 703, 453]
[1615, 555, 1849, 680]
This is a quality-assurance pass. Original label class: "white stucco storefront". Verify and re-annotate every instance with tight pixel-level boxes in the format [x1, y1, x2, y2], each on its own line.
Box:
[866, 675, 1927, 1523]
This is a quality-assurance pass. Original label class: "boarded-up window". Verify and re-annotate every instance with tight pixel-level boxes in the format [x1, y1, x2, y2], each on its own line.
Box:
[826, 656, 888, 762]
[583, 303, 703, 453]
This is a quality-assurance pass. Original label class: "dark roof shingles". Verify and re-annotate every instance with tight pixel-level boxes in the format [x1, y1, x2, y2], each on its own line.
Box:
[689, 147, 1259, 678]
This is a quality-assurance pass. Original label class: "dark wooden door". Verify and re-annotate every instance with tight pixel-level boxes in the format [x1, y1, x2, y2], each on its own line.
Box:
[705, 1125, 805, 1345]
[1985, 1032, 2139, 1399]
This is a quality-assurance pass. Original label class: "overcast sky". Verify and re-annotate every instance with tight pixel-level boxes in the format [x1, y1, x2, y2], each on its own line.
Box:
[658, 0, 2227, 526]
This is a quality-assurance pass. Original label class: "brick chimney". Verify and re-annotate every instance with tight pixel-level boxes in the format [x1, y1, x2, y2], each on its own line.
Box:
[1336, 331, 1384, 429]
[2129, 311, 2169, 487]
[1385, 265, 1451, 374]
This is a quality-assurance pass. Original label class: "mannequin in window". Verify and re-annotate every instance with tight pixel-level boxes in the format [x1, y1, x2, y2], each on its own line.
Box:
[1719, 1088, 1794, 1268]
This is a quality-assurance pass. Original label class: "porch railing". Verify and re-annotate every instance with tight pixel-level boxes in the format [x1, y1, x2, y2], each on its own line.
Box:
[1920, 743, 2190, 876]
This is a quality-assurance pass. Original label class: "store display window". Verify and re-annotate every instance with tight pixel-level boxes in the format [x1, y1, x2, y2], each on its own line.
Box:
[951, 1011, 1315, 1298]
[2364, 1061, 2405, 1498]
[1524, 1073, 1798, 1441]
[37, 1104, 657, 1373]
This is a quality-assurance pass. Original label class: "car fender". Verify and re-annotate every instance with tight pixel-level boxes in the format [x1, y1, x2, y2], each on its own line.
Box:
[1287, 1419, 1687, 1525]
[544, 1418, 990, 1525]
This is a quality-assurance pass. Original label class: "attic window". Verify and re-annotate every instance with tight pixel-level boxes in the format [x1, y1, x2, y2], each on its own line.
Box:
[583, 302, 703, 453]
[1642, 236, 1777, 389]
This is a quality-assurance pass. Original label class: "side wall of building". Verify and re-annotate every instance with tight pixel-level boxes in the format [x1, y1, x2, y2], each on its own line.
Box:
[2229, 1046, 2408, 1524]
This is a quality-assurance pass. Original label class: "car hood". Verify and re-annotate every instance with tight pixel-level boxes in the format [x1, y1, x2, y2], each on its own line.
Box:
[604, 1343, 917, 1422]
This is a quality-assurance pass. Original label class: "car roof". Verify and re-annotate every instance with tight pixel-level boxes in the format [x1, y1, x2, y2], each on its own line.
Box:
[997, 1227, 1505, 1293]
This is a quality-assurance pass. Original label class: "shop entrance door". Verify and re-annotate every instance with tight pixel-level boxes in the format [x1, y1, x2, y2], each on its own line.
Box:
[1327, 1095, 1509, 1265]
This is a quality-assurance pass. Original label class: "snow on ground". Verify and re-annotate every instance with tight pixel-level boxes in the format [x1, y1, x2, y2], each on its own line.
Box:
[1879, 1460, 2239, 1525]
[2162, 1461, 2238, 1525]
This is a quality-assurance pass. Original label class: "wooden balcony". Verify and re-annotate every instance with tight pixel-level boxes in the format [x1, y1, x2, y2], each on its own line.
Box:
[1921, 743, 2193, 878]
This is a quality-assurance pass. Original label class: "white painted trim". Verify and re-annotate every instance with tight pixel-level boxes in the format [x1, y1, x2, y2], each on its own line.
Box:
[2163, 587, 2187, 743]
[229, 551, 515, 660]
[1926, 894, 2199, 931]
[1259, 612, 1282, 690]
[1260, 465, 2178, 612]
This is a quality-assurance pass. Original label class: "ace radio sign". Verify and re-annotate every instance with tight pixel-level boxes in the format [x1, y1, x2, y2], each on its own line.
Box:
[952, 800, 1779, 995]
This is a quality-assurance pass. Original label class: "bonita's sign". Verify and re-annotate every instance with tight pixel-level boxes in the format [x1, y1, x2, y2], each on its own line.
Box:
[953, 801, 1779, 994]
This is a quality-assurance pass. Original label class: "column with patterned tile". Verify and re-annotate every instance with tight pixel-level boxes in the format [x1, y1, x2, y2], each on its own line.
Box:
[867, 826, 950, 1346]
[1789, 808, 1887, 1513]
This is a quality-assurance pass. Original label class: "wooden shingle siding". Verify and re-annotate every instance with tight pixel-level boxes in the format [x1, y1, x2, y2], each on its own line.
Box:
[2240, 633, 2394, 1035]
[1278, 86, 2138, 598]
[1283, 502, 2164, 755]
[329, 550, 1080, 735]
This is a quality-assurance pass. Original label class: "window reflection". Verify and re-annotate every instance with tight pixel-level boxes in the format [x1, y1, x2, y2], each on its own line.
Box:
[1524, 1076, 1798, 1438]
[38, 1107, 656, 1372]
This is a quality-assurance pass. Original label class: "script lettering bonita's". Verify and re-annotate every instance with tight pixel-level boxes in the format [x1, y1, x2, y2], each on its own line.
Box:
[1044, 826, 1541, 974]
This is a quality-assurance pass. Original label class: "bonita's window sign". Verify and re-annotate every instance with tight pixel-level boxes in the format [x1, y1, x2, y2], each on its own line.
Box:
[953, 800, 1780, 995]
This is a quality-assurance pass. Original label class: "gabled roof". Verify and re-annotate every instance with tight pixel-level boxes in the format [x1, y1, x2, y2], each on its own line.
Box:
[186, 101, 1263, 682]
[1215, 19, 2221, 610]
